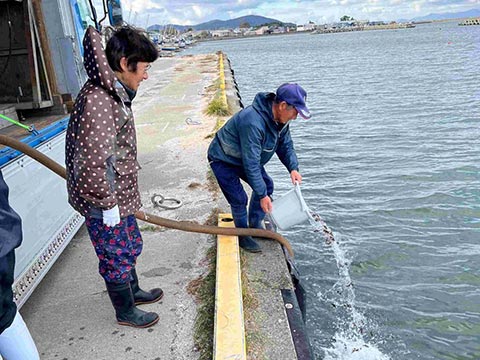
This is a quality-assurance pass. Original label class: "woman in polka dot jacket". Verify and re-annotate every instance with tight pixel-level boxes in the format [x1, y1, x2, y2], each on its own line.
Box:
[65, 26, 162, 328]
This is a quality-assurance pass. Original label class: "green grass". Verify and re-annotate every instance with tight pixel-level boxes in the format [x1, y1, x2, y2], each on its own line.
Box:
[188, 243, 216, 360]
[187, 207, 221, 360]
[206, 96, 231, 117]
[188, 240, 265, 360]
[205, 77, 231, 117]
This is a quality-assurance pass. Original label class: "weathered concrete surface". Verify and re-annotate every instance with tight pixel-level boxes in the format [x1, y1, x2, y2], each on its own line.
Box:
[20, 53, 302, 360]
[20, 54, 221, 360]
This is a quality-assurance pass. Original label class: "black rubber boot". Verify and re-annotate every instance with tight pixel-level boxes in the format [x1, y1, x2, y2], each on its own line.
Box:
[106, 282, 159, 328]
[239, 236, 262, 253]
[130, 268, 164, 305]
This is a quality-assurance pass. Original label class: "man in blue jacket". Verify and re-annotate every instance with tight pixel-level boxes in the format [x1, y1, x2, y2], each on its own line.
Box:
[208, 83, 311, 252]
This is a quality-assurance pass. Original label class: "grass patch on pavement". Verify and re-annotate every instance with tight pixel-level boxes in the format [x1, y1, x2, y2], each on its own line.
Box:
[205, 77, 231, 117]
[187, 207, 220, 359]
[206, 96, 231, 117]
[187, 242, 216, 360]
[187, 207, 264, 359]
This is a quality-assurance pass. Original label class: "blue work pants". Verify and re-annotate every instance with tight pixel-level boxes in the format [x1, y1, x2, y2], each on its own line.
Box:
[209, 159, 274, 229]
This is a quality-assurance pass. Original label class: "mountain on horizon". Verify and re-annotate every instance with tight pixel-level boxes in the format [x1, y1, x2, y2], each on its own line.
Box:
[147, 15, 292, 32]
[398, 8, 480, 22]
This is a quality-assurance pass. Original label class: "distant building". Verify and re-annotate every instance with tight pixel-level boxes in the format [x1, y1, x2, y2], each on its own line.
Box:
[368, 21, 386, 26]
[271, 26, 285, 34]
[304, 21, 316, 31]
[335, 21, 354, 28]
[297, 23, 316, 32]
[355, 20, 369, 26]
[211, 29, 233, 37]
[191, 30, 208, 38]
[255, 26, 270, 35]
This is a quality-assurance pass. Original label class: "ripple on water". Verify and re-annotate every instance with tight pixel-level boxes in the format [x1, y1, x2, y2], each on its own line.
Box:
[186, 22, 480, 359]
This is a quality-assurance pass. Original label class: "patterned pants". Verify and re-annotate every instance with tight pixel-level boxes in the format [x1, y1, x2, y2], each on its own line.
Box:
[85, 215, 143, 284]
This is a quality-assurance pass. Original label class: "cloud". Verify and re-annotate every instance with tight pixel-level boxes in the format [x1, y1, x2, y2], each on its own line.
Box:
[94, 0, 480, 27]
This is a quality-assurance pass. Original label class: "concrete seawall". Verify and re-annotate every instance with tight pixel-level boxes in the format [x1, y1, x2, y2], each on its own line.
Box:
[20, 53, 309, 359]
[219, 54, 311, 360]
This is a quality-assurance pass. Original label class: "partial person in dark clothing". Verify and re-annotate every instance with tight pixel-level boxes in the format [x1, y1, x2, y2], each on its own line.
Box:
[66, 26, 162, 328]
[208, 83, 311, 252]
[0, 170, 39, 359]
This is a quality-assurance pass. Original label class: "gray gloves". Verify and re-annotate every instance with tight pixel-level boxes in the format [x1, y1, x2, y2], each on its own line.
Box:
[103, 205, 120, 227]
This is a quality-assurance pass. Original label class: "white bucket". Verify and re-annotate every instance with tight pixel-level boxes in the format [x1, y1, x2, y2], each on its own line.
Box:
[270, 184, 313, 230]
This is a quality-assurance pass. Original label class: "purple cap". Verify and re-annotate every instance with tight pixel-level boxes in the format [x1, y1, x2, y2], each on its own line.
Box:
[276, 83, 311, 119]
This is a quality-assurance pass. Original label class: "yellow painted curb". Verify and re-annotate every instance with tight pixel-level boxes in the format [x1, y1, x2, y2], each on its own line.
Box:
[218, 53, 228, 108]
[214, 214, 246, 360]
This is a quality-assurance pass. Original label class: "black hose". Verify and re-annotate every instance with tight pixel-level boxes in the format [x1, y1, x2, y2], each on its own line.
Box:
[87, 0, 100, 31]
[98, 0, 109, 30]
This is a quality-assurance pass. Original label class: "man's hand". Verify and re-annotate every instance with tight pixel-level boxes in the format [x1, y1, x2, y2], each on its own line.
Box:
[260, 196, 273, 213]
[103, 205, 120, 227]
[290, 170, 302, 185]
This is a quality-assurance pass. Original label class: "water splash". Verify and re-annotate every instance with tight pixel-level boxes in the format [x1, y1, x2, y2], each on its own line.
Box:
[310, 212, 335, 245]
[309, 212, 390, 360]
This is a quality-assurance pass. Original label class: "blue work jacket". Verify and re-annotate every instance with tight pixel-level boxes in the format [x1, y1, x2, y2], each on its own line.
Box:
[0, 170, 22, 258]
[208, 92, 299, 198]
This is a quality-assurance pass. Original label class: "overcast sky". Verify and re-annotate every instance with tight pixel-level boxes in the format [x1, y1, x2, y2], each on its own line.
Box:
[113, 0, 480, 27]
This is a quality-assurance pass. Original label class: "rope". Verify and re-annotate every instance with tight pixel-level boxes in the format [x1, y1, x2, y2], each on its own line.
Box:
[0, 114, 39, 135]
[0, 134, 294, 257]
[151, 193, 182, 210]
[185, 117, 201, 125]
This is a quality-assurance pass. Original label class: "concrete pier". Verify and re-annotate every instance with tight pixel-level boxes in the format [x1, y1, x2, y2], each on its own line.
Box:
[20, 53, 304, 359]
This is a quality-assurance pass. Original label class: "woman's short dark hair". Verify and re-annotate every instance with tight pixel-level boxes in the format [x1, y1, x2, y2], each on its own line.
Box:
[106, 25, 158, 72]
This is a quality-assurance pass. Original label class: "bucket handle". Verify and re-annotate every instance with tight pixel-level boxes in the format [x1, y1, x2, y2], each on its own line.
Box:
[293, 182, 309, 213]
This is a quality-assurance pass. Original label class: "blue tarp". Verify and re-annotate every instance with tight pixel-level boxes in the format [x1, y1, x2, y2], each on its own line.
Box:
[0, 117, 69, 167]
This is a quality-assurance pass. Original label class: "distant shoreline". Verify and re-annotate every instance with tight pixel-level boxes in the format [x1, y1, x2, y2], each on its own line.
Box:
[194, 18, 475, 44]
[197, 29, 301, 43]
[412, 17, 478, 24]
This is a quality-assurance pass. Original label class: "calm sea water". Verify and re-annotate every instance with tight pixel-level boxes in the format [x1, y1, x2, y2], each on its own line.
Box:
[185, 21, 480, 359]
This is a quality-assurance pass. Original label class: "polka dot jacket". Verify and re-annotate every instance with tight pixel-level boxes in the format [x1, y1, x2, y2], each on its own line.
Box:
[65, 26, 141, 218]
